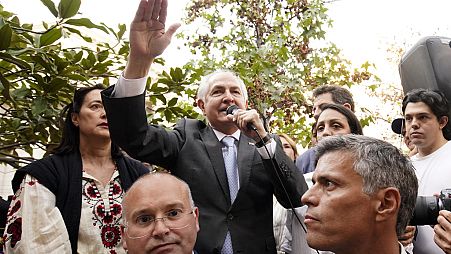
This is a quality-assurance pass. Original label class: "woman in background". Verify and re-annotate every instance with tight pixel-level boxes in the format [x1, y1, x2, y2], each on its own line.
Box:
[273, 133, 299, 253]
[3, 85, 149, 253]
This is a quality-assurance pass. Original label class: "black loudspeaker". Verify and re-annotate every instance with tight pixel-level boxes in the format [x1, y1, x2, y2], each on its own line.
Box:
[399, 36, 451, 111]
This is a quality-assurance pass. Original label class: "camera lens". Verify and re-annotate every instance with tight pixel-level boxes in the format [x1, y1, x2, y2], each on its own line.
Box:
[410, 196, 440, 225]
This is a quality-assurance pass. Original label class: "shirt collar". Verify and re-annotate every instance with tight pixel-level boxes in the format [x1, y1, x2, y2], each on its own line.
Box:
[212, 128, 240, 142]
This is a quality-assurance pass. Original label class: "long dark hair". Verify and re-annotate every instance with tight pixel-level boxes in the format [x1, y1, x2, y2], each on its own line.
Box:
[316, 103, 364, 135]
[52, 84, 122, 158]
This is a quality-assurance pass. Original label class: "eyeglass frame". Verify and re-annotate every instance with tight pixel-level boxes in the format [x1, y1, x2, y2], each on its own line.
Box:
[123, 207, 197, 239]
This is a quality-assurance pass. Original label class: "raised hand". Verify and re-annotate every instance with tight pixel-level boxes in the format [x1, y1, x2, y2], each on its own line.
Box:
[125, 0, 180, 79]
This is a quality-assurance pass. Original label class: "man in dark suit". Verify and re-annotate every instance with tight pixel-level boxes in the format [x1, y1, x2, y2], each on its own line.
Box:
[102, 0, 307, 253]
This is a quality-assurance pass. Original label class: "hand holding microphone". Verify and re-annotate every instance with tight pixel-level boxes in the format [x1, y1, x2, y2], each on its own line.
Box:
[226, 105, 257, 131]
[226, 105, 271, 145]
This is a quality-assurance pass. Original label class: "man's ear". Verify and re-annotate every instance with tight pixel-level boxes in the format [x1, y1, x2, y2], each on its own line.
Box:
[197, 99, 206, 115]
[343, 103, 352, 111]
[120, 225, 128, 250]
[194, 207, 200, 232]
[374, 187, 400, 222]
[439, 116, 448, 129]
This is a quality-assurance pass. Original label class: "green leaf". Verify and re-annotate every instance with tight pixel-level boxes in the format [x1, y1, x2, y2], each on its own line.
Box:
[117, 24, 126, 39]
[31, 97, 48, 116]
[0, 52, 32, 69]
[65, 18, 109, 34]
[58, 0, 81, 19]
[0, 24, 12, 50]
[168, 97, 178, 107]
[47, 77, 68, 93]
[72, 51, 83, 63]
[0, 71, 12, 101]
[170, 67, 184, 82]
[40, 0, 58, 17]
[97, 50, 109, 62]
[39, 28, 62, 46]
[64, 26, 92, 42]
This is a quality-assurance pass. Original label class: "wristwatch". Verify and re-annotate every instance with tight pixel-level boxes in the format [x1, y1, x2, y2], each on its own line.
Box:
[255, 134, 272, 148]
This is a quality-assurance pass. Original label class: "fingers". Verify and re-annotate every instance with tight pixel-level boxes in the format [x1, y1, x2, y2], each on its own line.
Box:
[144, 0, 155, 22]
[133, 0, 148, 22]
[398, 225, 415, 246]
[136, 0, 163, 23]
[434, 224, 451, 253]
[233, 109, 257, 130]
[152, 0, 162, 20]
[159, 0, 168, 24]
[165, 23, 181, 38]
[434, 212, 451, 253]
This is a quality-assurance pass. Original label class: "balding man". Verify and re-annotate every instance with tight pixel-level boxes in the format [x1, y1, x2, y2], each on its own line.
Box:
[121, 173, 199, 254]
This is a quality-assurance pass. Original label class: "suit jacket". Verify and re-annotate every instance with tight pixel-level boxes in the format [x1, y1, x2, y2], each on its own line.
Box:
[102, 87, 308, 254]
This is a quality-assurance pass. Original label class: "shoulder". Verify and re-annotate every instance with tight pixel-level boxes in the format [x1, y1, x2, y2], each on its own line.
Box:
[13, 154, 69, 193]
[177, 118, 206, 128]
[120, 155, 150, 175]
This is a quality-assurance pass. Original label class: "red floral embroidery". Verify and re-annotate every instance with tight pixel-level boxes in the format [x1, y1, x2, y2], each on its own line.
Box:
[6, 217, 22, 248]
[112, 184, 122, 195]
[86, 186, 97, 198]
[27, 180, 35, 186]
[110, 204, 122, 216]
[103, 213, 113, 224]
[101, 225, 121, 249]
[110, 250, 117, 254]
[96, 205, 105, 217]
[7, 200, 21, 217]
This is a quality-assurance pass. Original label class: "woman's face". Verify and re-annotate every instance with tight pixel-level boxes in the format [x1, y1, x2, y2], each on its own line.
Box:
[71, 89, 110, 140]
[280, 136, 296, 161]
[315, 109, 352, 141]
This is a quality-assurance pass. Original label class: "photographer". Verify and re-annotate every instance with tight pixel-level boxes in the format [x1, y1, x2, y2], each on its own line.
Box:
[402, 89, 451, 253]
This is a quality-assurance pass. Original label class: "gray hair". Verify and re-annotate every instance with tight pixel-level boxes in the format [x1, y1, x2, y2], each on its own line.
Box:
[315, 134, 418, 236]
[196, 69, 248, 102]
[122, 172, 195, 224]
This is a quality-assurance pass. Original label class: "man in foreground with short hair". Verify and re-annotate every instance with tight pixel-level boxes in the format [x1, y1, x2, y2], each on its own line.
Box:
[121, 173, 199, 254]
[302, 135, 418, 254]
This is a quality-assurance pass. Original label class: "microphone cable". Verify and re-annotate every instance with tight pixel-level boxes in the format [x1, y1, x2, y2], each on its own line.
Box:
[250, 122, 320, 254]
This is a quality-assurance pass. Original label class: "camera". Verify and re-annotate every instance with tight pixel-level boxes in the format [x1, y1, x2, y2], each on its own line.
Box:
[410, 189, 451, 225]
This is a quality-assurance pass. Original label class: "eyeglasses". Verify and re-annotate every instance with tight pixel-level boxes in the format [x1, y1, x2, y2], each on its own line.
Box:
[124, 208, 195, 239]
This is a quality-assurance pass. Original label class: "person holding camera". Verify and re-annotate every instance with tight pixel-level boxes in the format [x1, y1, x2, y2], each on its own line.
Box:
[434, 210, 451, 253]
[402, 88, 451, 253]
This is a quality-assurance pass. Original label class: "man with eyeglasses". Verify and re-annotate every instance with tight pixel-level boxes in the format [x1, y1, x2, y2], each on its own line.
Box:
[121, 173, 200, 254]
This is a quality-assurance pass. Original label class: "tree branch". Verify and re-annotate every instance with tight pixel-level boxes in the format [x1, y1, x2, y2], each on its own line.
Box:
[0, 141, 37, 150]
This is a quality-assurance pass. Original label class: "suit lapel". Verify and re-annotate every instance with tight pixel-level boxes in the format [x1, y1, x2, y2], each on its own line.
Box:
[236, 133, 254, 200]
[200, 126, 231, 203]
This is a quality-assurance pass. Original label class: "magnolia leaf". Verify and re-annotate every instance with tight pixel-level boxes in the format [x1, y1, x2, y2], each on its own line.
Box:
[65, 18, 109, 34]
[39, 27, 62, 46]
[58, 0, 81, 19]
[0, 24, 12, 50]
[40, 0, 58, 17]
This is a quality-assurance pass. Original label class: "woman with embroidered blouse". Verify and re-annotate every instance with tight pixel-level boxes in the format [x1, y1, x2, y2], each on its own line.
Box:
[3, 85, 149, 253]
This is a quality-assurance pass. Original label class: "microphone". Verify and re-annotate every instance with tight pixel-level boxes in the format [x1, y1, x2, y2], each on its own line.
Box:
[226, 105, 257, 131]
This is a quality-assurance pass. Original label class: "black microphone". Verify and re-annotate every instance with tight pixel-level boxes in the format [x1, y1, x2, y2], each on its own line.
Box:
[226, 105, 257, 131]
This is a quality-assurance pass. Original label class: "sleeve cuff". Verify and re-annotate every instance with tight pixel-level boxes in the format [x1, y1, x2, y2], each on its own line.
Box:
[112, 74, 147, 98]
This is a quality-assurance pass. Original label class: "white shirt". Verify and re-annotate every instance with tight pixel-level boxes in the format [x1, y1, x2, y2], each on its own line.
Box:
[411, 141, 451, 254]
